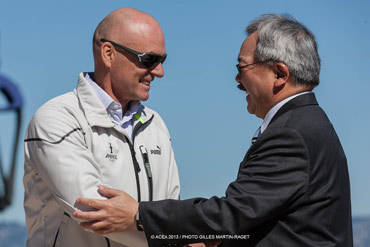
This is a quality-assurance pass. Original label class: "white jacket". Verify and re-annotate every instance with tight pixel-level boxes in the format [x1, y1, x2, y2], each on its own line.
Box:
[23, 73, 180, 247]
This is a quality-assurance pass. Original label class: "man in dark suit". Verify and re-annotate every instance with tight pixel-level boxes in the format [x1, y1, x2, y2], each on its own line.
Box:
[73, 14, 353, 247]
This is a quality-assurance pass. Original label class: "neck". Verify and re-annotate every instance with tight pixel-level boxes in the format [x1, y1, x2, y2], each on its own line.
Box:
[92, 71, 130, 113]
[275, 84, 312, 105]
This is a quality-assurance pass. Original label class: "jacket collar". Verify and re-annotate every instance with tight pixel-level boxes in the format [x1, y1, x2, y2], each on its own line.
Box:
[75, 72, 153, 128]
[269, 92, 318, 126]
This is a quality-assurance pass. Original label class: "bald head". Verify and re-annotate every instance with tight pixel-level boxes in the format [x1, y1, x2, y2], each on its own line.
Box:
[91, 8, 166, 109]
[93, 8, 164, 58]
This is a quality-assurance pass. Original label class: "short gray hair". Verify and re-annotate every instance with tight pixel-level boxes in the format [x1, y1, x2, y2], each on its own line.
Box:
[247, 14, 320, 87]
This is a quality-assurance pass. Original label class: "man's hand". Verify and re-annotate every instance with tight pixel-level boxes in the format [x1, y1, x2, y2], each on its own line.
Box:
[73, 186, 138, 234]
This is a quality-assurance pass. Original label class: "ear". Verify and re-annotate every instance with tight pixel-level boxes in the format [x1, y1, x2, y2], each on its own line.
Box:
[273, 62, 290, 88]
[100, 42, 115, 68]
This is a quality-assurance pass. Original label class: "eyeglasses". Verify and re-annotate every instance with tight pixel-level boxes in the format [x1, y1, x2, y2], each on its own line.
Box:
[236, 61, 262, 73]
[100, 38, 167, 69]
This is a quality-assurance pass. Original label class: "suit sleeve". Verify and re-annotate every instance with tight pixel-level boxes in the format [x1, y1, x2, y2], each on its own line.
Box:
[139, 128, 310, 246]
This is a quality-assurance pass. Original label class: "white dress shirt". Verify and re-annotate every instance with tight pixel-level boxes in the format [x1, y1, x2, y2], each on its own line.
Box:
[85, 73, 141, 140]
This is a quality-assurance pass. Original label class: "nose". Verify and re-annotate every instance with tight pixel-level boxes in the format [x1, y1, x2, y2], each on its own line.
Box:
[235, 72, 241, 83]
[150, 63, 164, 78]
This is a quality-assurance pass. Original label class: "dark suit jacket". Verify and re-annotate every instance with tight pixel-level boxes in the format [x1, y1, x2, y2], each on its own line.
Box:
[139, 93, 353, 247]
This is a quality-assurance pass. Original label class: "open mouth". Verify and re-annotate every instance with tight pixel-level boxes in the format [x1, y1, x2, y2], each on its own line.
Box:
[237, 84, 246, 91]
[139, 80, 151, 86]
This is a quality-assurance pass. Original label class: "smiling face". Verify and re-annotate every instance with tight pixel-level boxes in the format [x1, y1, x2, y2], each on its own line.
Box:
[235, 32, 276, 119]
[94, 8, 166, 111]
[108, 22, 166, 106]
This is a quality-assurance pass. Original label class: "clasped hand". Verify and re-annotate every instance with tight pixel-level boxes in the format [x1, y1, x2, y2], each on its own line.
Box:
[73, 185, 138, 234]
[73, 186, 222, 247]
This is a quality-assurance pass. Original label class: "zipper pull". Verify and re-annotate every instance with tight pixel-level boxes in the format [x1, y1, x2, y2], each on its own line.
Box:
[139, 146, 152, 178]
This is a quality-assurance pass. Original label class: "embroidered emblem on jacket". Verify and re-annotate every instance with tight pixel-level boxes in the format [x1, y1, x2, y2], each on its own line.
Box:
[105, 142, 118, 161]
[150, 146, 161, 155]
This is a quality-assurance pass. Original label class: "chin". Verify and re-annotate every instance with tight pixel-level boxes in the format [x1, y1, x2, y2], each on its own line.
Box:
[139, 95, 150, 101]
[247, 106, 254, 115]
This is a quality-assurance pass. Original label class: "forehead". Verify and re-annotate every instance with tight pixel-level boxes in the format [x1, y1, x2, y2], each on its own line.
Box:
[125, 23, 166, 54]
[238, 32, 258, 63]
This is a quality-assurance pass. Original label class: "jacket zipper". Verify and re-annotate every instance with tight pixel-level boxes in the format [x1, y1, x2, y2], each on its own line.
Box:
[126, 115, 154, 203]
[105, 115, 154, 247]
[125, 135, 142, 202]
[105, 237, 111, 247]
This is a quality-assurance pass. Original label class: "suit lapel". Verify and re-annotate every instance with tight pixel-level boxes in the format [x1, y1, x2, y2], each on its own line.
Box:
[242, 93, 319, 162]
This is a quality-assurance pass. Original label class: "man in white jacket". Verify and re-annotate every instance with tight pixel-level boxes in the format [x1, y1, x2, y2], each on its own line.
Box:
[23, 8, 180, 247]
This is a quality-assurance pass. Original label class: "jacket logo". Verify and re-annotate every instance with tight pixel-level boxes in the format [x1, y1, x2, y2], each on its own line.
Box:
[105, 143, 117, 161]
[150, 146, 161, 155]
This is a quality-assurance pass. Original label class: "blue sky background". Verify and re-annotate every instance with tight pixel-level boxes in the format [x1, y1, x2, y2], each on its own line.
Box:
[0, 0, 369, 224]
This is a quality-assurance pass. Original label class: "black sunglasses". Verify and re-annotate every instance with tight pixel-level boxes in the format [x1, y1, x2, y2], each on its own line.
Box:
[100, 38, 167, 69]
